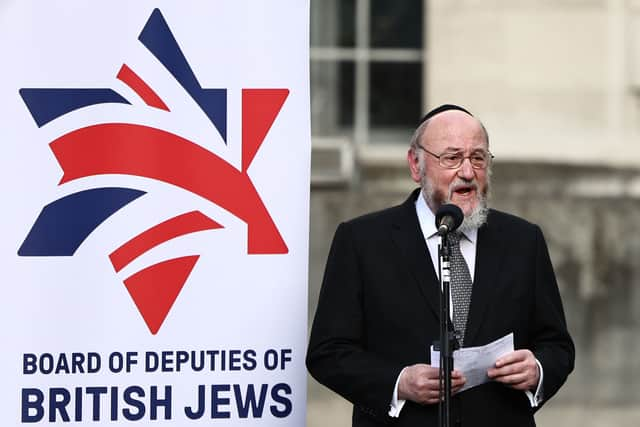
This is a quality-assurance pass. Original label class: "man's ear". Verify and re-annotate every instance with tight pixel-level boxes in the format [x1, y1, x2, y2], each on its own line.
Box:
[407, 149, 422, 184]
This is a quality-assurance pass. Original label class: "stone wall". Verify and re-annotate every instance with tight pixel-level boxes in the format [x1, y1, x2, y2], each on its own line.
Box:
[427, 0, 640, 168]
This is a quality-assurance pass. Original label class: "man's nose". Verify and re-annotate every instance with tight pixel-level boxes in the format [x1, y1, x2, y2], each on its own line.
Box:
[457, 157, 475, 179]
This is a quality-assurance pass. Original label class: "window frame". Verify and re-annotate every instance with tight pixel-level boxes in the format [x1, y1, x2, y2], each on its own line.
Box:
[310, 0, 426, 147]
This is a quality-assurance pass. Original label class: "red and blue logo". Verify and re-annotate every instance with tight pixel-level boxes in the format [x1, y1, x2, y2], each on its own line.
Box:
[18, 9, 289, 335]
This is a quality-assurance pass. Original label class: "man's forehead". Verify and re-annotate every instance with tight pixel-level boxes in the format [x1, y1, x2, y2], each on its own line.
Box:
[421, 111, 486, 148]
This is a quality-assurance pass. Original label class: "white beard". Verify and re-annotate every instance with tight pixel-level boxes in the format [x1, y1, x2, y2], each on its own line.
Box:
[458, 194, 489, 233]
[420, 160, 490, 232]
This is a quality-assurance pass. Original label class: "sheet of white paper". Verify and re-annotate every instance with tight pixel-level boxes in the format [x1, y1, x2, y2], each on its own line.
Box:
[431, 333, 514, 392]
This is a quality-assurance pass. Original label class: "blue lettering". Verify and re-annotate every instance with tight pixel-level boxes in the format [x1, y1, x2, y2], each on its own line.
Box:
[176, 351, 189, 371]
[211, 384, 231, 418]
[229, 350, 241, 371]
[86, 386, 107, 421]
[234, 384, 267, 418]
[55, 353, 69, 374]
[149, 385, 172, 420]
[123, 386, 145, 421]
[263, 349, 278, 370]
[21, 388, 44, 422]
[40, 353, 53, 374]
[23, 352, 102, 375]
[145, 351, 159, 372]
[280, 349, 292, 369]
[191, 350, 205, 371]
[161, 351, 174, 372]
[243, 350, 257, 370]
[49, 387, 70, 422]
[110, 386, 118, 421]
[87, 352, 101, 373]
[71, 353, 85, 373]
[108, 352, 124, 373]
[125, 352, 138, 372]
[23, 354, 37, 374]
[20, 385, 175, 422]
[184, 384, 205, 419]
[74, 387, 82, 421]
[270, 383, 292, 418]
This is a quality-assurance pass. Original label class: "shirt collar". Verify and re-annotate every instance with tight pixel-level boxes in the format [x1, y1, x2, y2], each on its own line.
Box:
[415, 191, 478, 244]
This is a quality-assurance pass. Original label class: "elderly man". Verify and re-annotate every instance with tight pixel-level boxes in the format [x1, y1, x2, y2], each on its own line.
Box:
[306, 105, 574, 427]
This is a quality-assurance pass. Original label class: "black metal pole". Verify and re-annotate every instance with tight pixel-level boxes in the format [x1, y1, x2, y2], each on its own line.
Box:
[438, 234, 454, 427]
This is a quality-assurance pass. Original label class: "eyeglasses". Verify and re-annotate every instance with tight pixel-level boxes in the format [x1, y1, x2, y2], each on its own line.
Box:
[417, 145, 494, 169]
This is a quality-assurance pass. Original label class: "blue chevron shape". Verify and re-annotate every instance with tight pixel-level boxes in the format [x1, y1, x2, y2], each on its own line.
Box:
[139, 8, 227, 143]
[19, 88, 130, 127]
[19, 188, 146, 256]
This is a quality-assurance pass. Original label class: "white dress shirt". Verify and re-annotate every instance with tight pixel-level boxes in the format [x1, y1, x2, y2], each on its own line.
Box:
[388, 193, 543, 417]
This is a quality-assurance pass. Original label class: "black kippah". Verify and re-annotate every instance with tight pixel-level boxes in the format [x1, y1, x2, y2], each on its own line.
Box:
[418, 104, 473, 126]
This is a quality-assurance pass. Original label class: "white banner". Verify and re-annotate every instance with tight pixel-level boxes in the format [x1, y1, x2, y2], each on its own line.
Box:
[0, 1, 309, 425]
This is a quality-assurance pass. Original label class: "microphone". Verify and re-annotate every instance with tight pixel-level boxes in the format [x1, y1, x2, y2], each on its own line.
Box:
[435, 204, 464, 236]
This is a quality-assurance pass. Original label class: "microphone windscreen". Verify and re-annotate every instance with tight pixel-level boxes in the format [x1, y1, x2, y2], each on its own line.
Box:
[435, 204, 464, 231]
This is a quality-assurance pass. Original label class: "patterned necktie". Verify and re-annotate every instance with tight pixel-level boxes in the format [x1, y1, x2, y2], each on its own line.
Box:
[448, 231, 473, 347]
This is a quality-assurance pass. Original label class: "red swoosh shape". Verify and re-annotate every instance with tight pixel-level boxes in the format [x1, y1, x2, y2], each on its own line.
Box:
[50, 123, 288, 254]
[117, 64, 170, 111]
[110, 210, 222, 272]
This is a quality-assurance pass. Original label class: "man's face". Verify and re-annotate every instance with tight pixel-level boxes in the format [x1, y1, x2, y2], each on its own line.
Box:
[407, 111, 490, 217]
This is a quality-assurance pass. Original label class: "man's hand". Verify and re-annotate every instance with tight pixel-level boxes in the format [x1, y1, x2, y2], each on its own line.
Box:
[398, 364, 466, 405]
[487, 350, 539, 391]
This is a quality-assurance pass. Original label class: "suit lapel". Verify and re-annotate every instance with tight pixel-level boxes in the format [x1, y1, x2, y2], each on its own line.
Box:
[389, 194, 506, 339]
[390, 190, 441, 319]
[464, 211, 505, 345]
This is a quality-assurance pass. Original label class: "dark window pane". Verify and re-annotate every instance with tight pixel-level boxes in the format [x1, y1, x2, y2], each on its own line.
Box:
[338, 62, 355, 126]
[370, 0, 422, 48]
[310, 61, 354, 135]
[369, 62, 422, 127]
[338, 0, 356, 47]
[311, 0, 355, 47]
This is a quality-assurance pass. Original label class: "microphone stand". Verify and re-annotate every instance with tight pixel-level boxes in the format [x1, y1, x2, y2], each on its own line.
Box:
[437, 232, 457, 427]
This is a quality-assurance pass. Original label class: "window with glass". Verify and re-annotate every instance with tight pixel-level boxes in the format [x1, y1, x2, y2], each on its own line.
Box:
[310, 0, 424, 145]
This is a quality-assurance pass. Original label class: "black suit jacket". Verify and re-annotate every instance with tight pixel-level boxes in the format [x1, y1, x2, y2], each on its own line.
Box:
[307, 189, 574, 427]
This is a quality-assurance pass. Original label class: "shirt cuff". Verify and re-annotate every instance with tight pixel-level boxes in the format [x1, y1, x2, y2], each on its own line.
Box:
[388, 367, 407, 417]
[524, 358, 544, 407]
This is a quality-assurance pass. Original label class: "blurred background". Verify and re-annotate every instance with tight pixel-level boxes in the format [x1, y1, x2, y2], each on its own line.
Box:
[306, 0, 640, 425]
